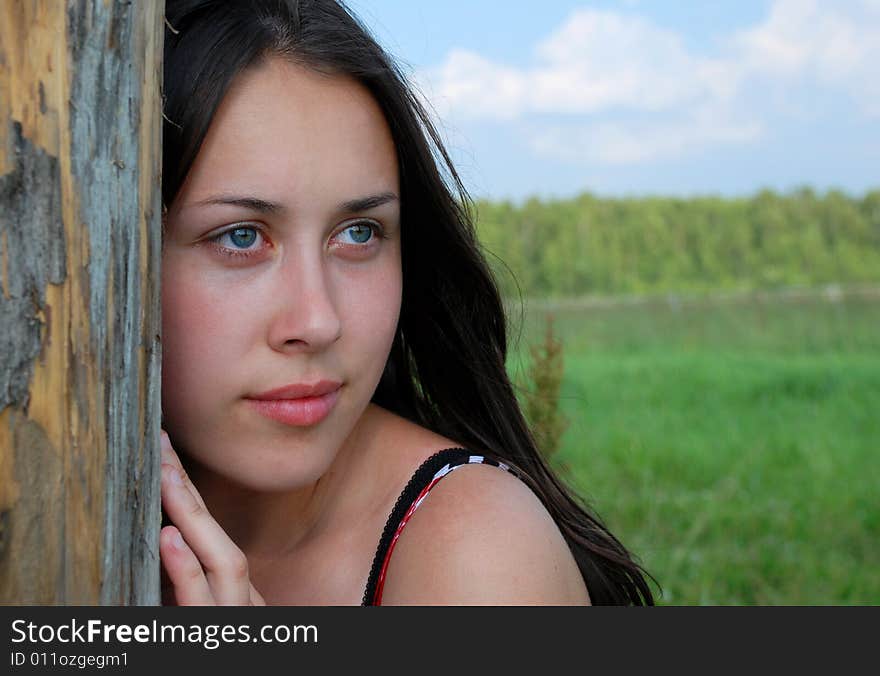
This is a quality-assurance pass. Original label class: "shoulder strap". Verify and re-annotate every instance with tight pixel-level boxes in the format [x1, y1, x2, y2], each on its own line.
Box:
[361, 448, 517, 606]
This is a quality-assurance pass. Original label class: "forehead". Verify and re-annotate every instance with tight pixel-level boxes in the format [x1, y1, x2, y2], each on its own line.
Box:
[176, 57, 399, 210]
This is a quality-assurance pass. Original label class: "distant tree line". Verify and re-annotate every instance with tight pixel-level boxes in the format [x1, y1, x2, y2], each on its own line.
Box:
[473, 188, 880, 298]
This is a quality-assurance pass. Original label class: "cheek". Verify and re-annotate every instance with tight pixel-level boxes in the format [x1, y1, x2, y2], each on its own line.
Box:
[345, 255, 402, 368]
[160, 262, 252, 419]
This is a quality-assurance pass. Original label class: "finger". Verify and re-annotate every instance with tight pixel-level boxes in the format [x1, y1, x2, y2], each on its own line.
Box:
[160, 432, 252, 605]
[159, 525, 215, 605]
[249, 582, 266, 606]
[160, 558, 175, 605]
[160, 430, 206, 509]
[161, 462, 251, 605]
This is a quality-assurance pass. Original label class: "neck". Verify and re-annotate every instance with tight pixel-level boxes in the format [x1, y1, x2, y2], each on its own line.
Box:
[182, 404, 385, 559]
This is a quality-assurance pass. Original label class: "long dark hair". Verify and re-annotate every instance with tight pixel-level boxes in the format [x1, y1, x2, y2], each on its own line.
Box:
[162, 0, 656, 605]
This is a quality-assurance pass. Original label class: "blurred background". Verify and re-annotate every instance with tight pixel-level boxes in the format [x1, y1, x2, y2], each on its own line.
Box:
[350, 0, 880, 604]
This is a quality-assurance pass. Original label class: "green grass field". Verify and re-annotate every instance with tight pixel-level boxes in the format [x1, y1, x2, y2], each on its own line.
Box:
[506, 288, 880, 605]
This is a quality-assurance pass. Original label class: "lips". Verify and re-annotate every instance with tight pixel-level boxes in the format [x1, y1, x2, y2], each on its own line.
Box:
[245, 380, 342, 426]
[248, 380, 342, 401]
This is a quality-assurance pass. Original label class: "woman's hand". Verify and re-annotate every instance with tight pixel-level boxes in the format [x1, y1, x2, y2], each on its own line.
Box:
[159, 430, 266, 606]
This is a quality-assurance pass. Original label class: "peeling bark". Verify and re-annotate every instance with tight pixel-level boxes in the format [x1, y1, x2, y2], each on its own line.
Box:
[0, 0, 163, 605]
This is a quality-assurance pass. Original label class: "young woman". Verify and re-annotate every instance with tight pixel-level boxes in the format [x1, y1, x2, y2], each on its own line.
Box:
[159, 0, 655, 606]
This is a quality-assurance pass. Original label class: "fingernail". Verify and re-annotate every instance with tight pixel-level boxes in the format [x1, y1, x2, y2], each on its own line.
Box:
[160, 431, 171, 451]
[170, 469, 184, 486]
[172, 531, 186, 550]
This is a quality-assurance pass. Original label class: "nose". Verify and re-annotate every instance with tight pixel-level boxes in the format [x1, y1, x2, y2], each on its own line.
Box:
[266, 251, 342, 353]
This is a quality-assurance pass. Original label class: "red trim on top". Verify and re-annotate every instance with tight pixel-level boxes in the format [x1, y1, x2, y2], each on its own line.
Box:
[372, 472, 448, 605]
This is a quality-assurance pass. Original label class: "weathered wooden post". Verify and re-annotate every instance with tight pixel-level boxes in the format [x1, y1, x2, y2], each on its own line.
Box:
[0, 1, 164, 604]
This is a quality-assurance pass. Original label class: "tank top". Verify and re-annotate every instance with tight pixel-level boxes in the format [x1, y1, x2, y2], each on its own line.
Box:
[361, 447, 518, 606]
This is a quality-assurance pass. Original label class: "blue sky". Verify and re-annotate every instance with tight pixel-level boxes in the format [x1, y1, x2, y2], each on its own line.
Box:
[347, 0, 880, 202]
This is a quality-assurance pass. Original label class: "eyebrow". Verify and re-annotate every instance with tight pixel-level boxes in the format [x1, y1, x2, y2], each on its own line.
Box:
[192, 191, 399, 214]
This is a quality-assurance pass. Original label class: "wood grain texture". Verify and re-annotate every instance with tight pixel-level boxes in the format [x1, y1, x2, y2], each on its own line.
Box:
[0, 0, 163, 605]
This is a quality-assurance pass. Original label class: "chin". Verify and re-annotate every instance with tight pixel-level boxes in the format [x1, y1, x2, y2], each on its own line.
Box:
[247, 443, 341, 491]
[175, 431, 337, 493]
[234, 468, 324, 493]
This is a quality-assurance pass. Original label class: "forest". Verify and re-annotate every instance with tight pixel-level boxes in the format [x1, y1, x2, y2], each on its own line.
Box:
[473, 188, 880, 298]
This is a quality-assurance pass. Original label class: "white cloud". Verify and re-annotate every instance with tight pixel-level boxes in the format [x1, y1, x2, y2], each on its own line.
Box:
[425, 50, 528, 120]
[422, 9, 709, 118]
[417, 0, 880, 165]
[732, 0, 880, 115]
[530, 110, 764, 166]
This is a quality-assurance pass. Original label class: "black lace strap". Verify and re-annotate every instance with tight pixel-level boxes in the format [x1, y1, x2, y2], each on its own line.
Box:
[361, 448, 472, 606]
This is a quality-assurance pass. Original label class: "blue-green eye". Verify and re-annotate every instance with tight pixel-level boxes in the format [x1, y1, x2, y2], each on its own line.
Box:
[207, 225, 267, 260]
[341, 222, 375, 245]
[223, 227, 258, 249]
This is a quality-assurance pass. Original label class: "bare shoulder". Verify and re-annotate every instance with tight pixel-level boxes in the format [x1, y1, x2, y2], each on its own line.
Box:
[379, 460, 592, 605]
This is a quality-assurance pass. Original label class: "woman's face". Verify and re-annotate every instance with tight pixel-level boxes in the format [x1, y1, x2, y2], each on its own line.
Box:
[161, 58, 402, 490]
